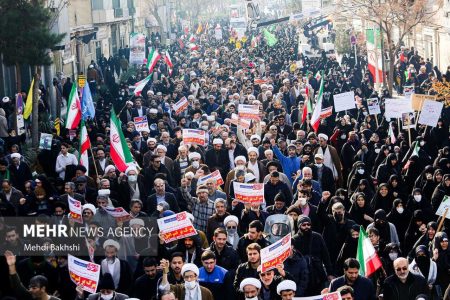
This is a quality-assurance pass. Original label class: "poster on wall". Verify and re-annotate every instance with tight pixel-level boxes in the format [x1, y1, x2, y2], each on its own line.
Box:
[129, 33, 146, 65]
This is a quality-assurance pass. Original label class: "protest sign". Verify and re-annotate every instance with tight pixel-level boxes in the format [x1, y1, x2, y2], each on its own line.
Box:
[173, 96, 189, 114]
[411, 94, 437, 111]
[404, 85, 415, 99]
[68, 196, 83, 223]
[320, 107, 333, 119]
[402, 112, 416, 129]
[233, 182, 264, 204]
[230, 113, 251, 129]
[198, 170, 224, 186]
[293, 292, 342, 300]
[367, 98, 381, 115]
[261, 234, 291, 272]
[436, 196, 450, 219]
[134, 116, 150, 133]
[129, 33, 146, 65]
[418, 100, 443, 127]
[39, 133, 53, 150]
[238, 104, 260, 120]
[105, 207, 132, 222]
[68, 255, 101, 294]
[384, 98, 413, 119]
[182, 129, 206, 146]
[157, 211, 197, 243]
[333, 91, 356, 112]
[17, 114, 25, 135]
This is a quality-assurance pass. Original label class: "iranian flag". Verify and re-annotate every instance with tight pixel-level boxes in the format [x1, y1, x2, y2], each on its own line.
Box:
[302, 94, 313, 124]
[65, 82, 82, 129]
[357, 226, 382, 277]
[366, 28, 384, 83]
[188, 43, 199, 51]
[110, 108, 134, 172]
[310, 72, 324, 132]
[79, 120, 91, 175]
[146, 48, 161, 73]
[164, 51, 173, 76]
[134, 75, 152, 96]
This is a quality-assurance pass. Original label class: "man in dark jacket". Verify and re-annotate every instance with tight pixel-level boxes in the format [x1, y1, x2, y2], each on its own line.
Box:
[205, 138, 230, 180]
[329, 258, 376, 300]
[264, 171, 293, 207]
[208, 228, 240, 271]
[382, 257, 427, 300]
[234, 243, 261, 299]
[145, 178, 179, 215]
[133, 257, 162, 300]
[257, 264, 293, 300]
[237, 220, 269, 262]
[310, 153, 336, 194]
[318, 192, 356, 275]
[292, 215, 333, 296]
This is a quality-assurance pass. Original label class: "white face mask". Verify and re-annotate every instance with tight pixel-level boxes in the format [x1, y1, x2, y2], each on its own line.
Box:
[357, 169, 365, 174]
[128, 175, 137, 183]
[375, 148, 381, 154]
[389, 252, 398, 261]
[101, 293, 114, 300]
[201, 125, 209, 131]
[396, 207, 404, 214]
[236, 165, 246, 171]
[299, 198, 307, 206]
[414, 195, 422, 202]
[420, 141, 425, 146]
[315, 163, 323, 168]
[185, 280, 198, 290]
[192, 161, 200, 168]
[246, 297, 258, 300]
[341, 134, 346, 139]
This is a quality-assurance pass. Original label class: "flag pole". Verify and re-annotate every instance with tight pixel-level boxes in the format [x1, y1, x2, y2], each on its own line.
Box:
[89, 144, 99, 180]
[437, 208, 448, 233]
[406, 114, 412, 147]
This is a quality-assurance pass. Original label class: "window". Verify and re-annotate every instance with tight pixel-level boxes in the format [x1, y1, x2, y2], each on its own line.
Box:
[92, 0, 103, 10]
[113, 0, 120, 9]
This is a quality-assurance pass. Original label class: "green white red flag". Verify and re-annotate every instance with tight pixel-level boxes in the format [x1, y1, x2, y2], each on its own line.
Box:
[134, 75, 152, 96]
[366, 28, 384, 83]
[357, 226, 382, 277]
[79, 120, 91, 175]
[164, 51, 173, 76]
[310, 72, 324, 132]
[65, 82, 82, 129]
[146, 48, 161, 73]
[110, 108, 134, 172]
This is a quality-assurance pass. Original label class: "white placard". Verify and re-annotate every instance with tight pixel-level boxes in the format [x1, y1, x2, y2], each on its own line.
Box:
[261, 234, 291, 272]
[436, 196, 450, 219]
[384, 98, 413, 119]
[418, 100, 443, 127]
[173, 97, 189, 114]
[157, 211, 197, 243]
[68, 196, 83, 224]
[233, 182, 264, 204]
[367, 98, 381, 115]
[198, 170, 224, 186]
[104, 206, 132, 222]
[182, 129, 206, 146]
[134, 116, 150, 133]
[238, 104, 260, 120]
[68, 255, 101, 294]
[333, 91, 356, 112]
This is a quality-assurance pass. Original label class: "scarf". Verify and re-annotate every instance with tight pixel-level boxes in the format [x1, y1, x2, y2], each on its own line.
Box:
[185, 282, 202, 300]
[101, 258, 120, 289]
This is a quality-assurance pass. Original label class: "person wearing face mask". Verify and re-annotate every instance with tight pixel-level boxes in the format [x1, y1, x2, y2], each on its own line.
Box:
[292, 215, 333, 295]
[387, 199, 411, 240]
[76, 272, 129, 300]
[318, 192, 356, 277]
[405, 188, 433, 221]
[100, 240, 133, 295]
[118, 166, 147, 209]
[409, 246, 437, 295]
[431, 174, 450, 213]
[310, 153, 336, 195]
[159, 262, 214, 300]
[380, 243, 402, 279]
[367, 209, 400, 247]
[382, 257, 427, 300]
[432, 232, 450, 297]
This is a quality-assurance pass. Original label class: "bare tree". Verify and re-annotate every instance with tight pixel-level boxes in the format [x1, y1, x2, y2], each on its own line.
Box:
[336, 0, 443, 95]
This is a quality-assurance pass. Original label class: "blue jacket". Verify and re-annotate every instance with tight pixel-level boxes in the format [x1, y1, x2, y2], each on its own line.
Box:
[199, 265, 233, 300]
[272, 146, 301, 184]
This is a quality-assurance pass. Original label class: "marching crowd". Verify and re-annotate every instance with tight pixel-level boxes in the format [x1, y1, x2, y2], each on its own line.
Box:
[0, 20, 450, 300]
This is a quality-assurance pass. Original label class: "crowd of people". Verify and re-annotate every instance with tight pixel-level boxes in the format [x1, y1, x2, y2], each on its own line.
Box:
[0, 18, 450, 300]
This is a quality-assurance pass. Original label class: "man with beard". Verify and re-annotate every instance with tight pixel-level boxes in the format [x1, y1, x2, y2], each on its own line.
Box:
[54, 255, 76, 300]
[205, 138, 230, 180]
[237, 221, 268, 262]
[165, 252, 185, 284]
[208, 228, 240, 272]
[133, 257, 162, 300]
[142, 138, 158, 167]
[100, 239, 133, 295]
[206, 198, 230, 242]
[234, 243, 262, 299]
[328, 258, 376, 300]
[292, 215, 333, 295]
[271, 139, 301, 185]
[198, 250, 234, 300]
[5, 250, 61, 300]
[257, 264, 292, 300]
[382, 257, 427, 300]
